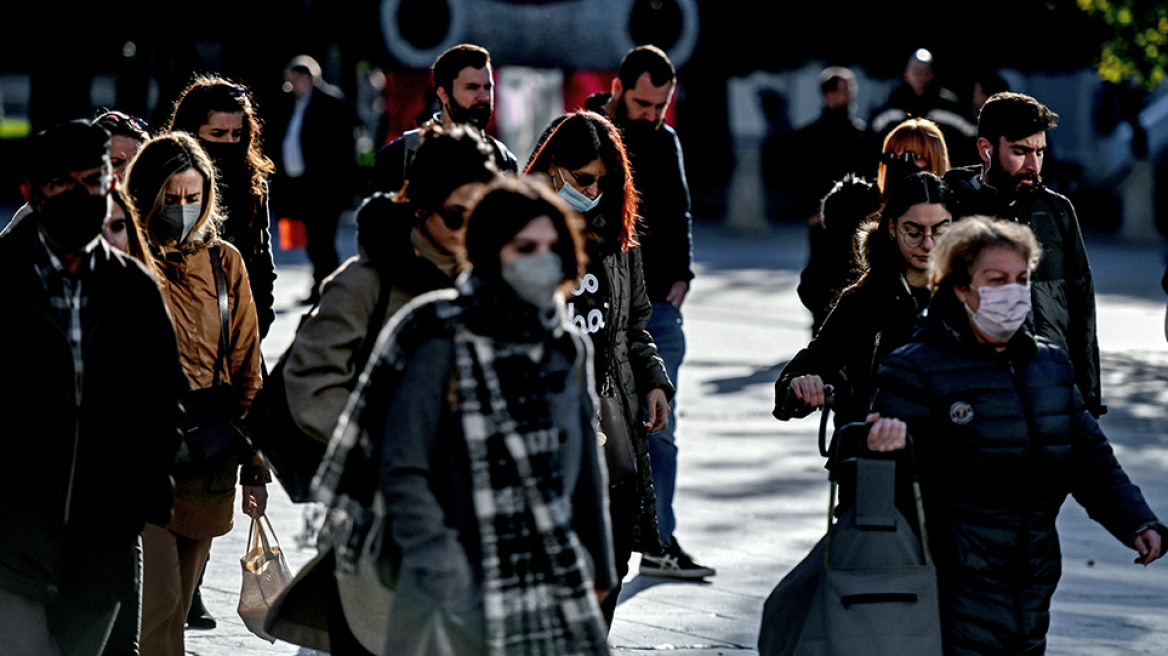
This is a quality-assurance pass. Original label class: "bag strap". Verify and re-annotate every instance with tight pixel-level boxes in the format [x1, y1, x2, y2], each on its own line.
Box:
[209, 244, 231, 389]
[247, 513, 282, 559]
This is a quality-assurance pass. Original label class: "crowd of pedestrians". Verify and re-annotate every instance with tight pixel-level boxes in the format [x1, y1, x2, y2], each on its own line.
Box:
[1, 38, 1166, 656]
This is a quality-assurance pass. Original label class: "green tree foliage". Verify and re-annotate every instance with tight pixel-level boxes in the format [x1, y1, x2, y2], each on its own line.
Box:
[1078, 0, 1168, 90]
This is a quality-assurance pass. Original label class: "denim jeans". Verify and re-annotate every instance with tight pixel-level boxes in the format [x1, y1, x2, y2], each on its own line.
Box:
[645, 301, 685, 543]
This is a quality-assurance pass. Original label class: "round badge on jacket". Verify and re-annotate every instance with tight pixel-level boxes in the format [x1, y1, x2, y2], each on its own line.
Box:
[949, 401, 974, 425]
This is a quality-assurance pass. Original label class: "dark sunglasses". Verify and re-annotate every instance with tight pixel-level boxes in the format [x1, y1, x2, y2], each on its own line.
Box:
[435, 206, 466, 231]
[565, 169, 606, 188]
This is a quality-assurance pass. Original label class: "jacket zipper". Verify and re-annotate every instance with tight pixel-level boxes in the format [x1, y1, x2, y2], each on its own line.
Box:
[1007, 359, 1040, 645]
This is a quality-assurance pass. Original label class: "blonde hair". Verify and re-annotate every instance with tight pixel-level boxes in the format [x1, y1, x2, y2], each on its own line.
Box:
[928, 215, 1041, 293]
[124, 132, 223, 248]
[878, 118, 951, 194]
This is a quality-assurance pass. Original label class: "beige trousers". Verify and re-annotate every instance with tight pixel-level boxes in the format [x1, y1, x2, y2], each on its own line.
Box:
[139, 523, 214, 656]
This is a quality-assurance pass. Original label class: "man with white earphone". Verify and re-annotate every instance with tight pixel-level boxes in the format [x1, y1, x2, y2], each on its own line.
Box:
[943, 92, 1105, 417]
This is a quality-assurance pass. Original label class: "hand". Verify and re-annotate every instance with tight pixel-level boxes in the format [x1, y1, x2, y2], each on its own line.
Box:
[865, 413, 907, 452]
[1134, 528, 1163, 566]
[242, 484, 269, 518]
[644, 388, 670, 434]
[666, 281, 689, 309]
[789, 375, 828, 409]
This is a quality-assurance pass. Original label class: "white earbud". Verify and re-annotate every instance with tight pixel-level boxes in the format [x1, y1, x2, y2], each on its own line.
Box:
[984, 148, 991, 159]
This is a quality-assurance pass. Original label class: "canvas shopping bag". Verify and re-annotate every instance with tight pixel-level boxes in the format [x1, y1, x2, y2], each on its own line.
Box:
[238, 513, 293, 643]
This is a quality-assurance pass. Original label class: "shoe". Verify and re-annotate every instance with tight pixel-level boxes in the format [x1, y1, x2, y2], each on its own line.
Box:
[639, 539, 716, 579]
[186, 588, 216, 630]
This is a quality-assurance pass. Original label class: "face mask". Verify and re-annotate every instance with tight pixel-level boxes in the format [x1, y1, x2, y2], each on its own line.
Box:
[501, 251, 563, 310]
[965, 283, 1031, 341]
[199, 140, 248, 181]
[156, 204, 202, 244]
[37, 187, 108, 253]
[556, 169, 602, 213]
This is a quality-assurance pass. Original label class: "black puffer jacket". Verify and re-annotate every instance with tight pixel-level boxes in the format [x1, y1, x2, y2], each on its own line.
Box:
[944, 166, 1102, 416]
[871, 293, 1164, 655]
[775, 267, 928, 427]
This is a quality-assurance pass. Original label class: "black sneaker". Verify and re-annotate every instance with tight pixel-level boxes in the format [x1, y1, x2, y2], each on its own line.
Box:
[186, 588, 216, 630]
[639, 539, 716, 579]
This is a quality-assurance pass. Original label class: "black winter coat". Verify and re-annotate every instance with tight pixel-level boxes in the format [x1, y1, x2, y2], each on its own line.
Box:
[944, 166, 1102, 416]
[591, 239, 674, 554]
[775, 267, 928, 427]
[0, 218, 186, 604]
[796, 175, 883, 335]
[871, 294, 1163, 655]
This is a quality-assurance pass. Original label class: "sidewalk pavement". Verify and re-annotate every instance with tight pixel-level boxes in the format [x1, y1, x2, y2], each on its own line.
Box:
[186, 220, 1168, 655]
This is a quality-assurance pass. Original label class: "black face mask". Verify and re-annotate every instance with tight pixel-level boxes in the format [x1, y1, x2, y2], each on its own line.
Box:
[37, 187, 108, 253]
[200, 140, 249, 183]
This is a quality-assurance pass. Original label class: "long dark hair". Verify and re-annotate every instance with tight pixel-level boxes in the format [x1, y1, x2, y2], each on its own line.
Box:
[851, 171, 949, 288]
[525, 110, 640, 252]
[166, 74, 275, 198]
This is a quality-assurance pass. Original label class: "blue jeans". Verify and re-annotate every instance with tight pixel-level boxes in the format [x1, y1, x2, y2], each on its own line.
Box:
[645, 301, 685, 543]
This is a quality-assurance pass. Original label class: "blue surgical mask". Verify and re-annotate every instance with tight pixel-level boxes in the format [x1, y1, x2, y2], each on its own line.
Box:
[556, 169, 602, 213]
[157, 204, 202, 244]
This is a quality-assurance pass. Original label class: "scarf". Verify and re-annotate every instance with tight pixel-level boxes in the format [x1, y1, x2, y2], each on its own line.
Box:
[452, 323, 609, 656]
[314, 274, 609, 655]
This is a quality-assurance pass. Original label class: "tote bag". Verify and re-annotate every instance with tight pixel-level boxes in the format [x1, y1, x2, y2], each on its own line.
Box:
[238, 514, 294, 643]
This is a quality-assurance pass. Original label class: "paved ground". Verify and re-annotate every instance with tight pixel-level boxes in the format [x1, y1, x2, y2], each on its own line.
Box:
[161, 218, 1168, 655]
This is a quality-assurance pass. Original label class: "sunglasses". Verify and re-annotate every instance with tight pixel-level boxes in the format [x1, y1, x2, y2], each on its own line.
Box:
[435, 206, 466, 231]
[564, 168, 606, 188]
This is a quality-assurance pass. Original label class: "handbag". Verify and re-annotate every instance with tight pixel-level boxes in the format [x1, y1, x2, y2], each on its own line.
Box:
[238, 513, 294, 643]
[758, 417, 942, 656]
[597, 376, 638, 485]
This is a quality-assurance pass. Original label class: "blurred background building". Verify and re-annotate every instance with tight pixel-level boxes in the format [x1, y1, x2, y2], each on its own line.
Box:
[3, 0, 1167, 241]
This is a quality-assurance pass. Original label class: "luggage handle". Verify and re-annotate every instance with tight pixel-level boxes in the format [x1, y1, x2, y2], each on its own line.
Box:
[825, 424, 933, 567]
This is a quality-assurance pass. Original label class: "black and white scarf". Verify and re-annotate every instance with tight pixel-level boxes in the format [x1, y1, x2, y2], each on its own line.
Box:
[315, 275, 609, 655]
[453, 324, 609, 656]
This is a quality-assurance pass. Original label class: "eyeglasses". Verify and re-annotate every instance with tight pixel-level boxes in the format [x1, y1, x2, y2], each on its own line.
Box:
[564, 168, 606, 188]
[899, 224, 950, 247]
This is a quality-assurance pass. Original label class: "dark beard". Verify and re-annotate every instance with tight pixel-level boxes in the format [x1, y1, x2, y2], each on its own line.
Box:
[986, 166, 1042, 201]
[612, 92, 658, 134]
[447, 100, 492, 130]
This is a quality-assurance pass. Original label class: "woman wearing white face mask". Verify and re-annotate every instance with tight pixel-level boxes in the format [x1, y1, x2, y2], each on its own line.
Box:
[321, 178, 616, 655]
[525, 110, 674, 627]
[864, 215, 1166, 655]
[124, 132, 267, 656]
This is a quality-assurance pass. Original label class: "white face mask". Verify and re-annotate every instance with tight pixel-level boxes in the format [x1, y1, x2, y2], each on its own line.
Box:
[555, 168, 602, 214]
[964, 283, 1031, 341]
[158, 204, 202, 243]
[501, 251, 563, 310]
